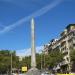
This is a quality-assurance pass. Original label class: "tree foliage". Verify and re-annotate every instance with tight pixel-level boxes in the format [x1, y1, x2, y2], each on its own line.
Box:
[70, 49, 75, 72]
[0, 49, 62, 72]
[45, 50, 63, 69]
[0, 50, 19, 74]
[70, 49, 75, 62]
[21, 50, 63, 70]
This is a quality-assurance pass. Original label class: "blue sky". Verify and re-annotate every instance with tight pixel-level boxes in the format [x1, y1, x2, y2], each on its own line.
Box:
[0, 0, 75, 55]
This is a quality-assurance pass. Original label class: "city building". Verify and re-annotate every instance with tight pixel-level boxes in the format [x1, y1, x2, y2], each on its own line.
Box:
[44, 24, 75, 73]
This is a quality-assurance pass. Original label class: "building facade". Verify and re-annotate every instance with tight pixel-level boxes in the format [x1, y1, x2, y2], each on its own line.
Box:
[44, 24, 75, 73]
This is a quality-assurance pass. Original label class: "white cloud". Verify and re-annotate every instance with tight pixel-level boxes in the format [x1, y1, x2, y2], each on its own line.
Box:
[0, 0, 63, 34]
[16, 46, 44, 57]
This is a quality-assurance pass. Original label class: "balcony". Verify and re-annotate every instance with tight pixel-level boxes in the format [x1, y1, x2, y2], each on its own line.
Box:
[53, 65, 60, 70]
[60, 61, 69, 66]
[62, 50, 68, 54]
[73, 39, 75, 44]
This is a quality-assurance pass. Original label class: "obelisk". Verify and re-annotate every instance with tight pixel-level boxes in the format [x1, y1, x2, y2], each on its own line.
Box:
[26, 18, 41, 75]
[31, 18, 36, 68]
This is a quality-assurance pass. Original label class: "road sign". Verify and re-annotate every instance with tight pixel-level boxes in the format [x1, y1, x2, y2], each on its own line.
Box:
[22, 66, 27, 72]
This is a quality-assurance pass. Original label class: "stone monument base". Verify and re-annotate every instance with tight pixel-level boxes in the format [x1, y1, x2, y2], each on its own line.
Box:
[26, 68, 41, 75]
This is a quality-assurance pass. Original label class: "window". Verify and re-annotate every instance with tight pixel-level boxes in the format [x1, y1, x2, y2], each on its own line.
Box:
[66, 57, 69, 61]
[73, 32, 75, 36]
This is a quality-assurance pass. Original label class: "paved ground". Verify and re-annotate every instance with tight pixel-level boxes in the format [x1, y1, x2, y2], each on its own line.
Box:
[26, 68, 41, 75]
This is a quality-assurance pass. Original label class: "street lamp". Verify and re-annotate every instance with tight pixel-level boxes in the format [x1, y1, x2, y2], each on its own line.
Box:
[10, 51, 13, 75]
[40, 50, 45, 70]
[42, 50, 45, 70]
[41, 51, 42, 70]
[43, 51, 45, 70]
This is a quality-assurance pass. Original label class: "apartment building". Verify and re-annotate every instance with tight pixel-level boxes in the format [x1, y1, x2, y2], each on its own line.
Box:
[44, 24, 75, 73]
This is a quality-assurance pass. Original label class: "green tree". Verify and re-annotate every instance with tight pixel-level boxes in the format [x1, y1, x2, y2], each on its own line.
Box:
[21, 56, 31, 69]
[70, 49, 75, 72]
[70, 49, 75, 62]
[0, 50, 19, 74]
[45, 50, 63, 69]
[36, 53, 41, 69]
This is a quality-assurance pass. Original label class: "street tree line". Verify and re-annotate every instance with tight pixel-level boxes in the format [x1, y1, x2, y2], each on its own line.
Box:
[0, 49, 75, 73]
[22, 50, 63, 70]
[0, 49, 63, 73]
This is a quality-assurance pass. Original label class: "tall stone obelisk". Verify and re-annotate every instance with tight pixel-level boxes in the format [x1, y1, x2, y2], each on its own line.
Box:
[26, 18, 41, 75]
[31, 18, 36, 68]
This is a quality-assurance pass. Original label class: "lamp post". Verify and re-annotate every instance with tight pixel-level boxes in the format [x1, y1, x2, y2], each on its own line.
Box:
[42, 50, 45, 70]
[41, 51, 42, 70]
[44, 53, 45, 70]
[10, 51, 12, 75]
[40, 50, 45, 70]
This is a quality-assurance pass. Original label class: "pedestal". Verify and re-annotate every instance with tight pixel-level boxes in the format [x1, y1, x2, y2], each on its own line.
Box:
[26, 68, 41, 75]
